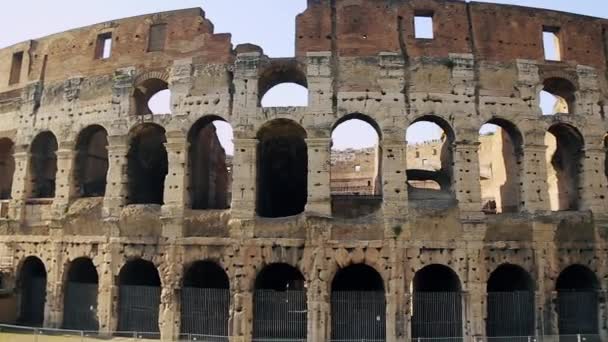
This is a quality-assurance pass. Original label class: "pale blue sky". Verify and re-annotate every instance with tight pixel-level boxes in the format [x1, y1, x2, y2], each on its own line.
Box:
[1, 1, 606, 151]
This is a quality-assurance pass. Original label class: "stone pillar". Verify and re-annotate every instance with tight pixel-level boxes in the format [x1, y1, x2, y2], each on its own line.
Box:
[521, 144, 551, 212]
[382, 138, 408, 239]
[103, 135, 128, 218]
[44, 240, 64, 328]
[305, 138, 331, 217]
[52, 144, 77, 215]
[230, 138, 258, 221]
[97, 242, 118, 334]
[9, 147, 30, 221]
[161, 132, 188, 238]
[231, 287, 253, 342]
[580, 147, 608, 213]
[386, 240, 406, 342]
[532, 220, 556, 336]
[307, 267, 330, 342]
[159, 245, 180, 341]
[453, 142, 483, 219]
[233, 52, 262, 112]
[306, 52, 333, 112]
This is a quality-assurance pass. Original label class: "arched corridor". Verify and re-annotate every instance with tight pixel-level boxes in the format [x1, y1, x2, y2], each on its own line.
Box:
[63, 258, 99, 331]
[18, 257, 47, 326]
[75, 126, 108, 198]
[117, 259, 161, 335]
[126, 124, 168, 205]
[0, 138, 15, 199]
[545, 124, 583, 211]
[253, 263, 306, 341]
[556, 265, 599, 336]
[30, 132, 58, 199]
[331, 264, 386, 341]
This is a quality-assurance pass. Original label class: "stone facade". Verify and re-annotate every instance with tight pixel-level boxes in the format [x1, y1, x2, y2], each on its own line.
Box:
[0, 2, 607, 342]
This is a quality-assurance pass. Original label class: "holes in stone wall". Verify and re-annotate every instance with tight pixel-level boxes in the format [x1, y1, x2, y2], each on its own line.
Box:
[188, 117, 234, 210]
[9, 51, 23, 85]
[541, 77, 575, 115]
[63, 258, 98, 331]
[556, 265, 599, 335]
[30, 132, 58, 199]
[132, 78, 171, 115]
[406, 117, 455, 203]
[126, 124, 168, 205]
[545, 124, 583, 211]
[414, 12, 434, 39]
[479, 120, 523, 214]
[17, 256, 47, 326]
[0, 138, 15, 199]
[256, 119, 307, 218]
[117, 259, 160, 334]
[75, 125, 108, 198]
[543, 27, 561, 61]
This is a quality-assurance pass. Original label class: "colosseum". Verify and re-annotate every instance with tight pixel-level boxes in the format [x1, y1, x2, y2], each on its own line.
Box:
[0, 0, 607, 341]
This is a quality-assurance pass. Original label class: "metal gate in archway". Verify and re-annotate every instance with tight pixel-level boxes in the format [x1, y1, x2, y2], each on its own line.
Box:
[558, 290, 599, 337]
[181, 287, 230, 339]
[63, 282, 99, 331]
[486, 291, 534, 341]
[331, 291, 386, 341]
[253, 289, 307, 341]
[20, 277, 46, 326]
[118, 285, 161, 334]
[411, 292, 463, 341]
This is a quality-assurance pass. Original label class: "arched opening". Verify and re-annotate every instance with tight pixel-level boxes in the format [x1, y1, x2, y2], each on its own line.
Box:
[331, 264, 385, 341]
[256, 119, 308, 218]
[259, 61, 308, 108]
[63, 258, 99, 331]
[127, 124, 168, 205]
[188, 117, 234, 210]
[253, 263, 306, 341]
[545, 124, 583, 211]
[261, 83, 309, 107]
[0, 138, 15, 199]
[75, 125, 108, 198]
[540, 78, 575, 115]
[117, 259, 161, 335]
[30, 132, 58, 199]
[556, 265, 599, 335]
[181, 261, 230, 337]
[331, 114, 382, 218]
[132, 78, 171, 115]
[412, 264, 462, 339]
[486, 264, 535, 338]
[406, 116, 455, 204]
[17, 256, 47, 326]
[479, 120, 523, 214]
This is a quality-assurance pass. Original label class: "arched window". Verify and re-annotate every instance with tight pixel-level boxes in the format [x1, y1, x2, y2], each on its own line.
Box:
[63, 258, 98, 331]
[0, 138, 15, 199]
[412, 265, 462, 339]
[117, 259, 161, 335]
[253, 263, 306, 341]
[17, 256, 47, 326]
[188, 117, 234, 210]
[256, 119, 308, 218]
[30, 132, 58, 199]
[126, 124, 168, 205]
[545, 124, 583, 211]
[181, 261, 229, 337]
[556, 265, 599, 335]
[261, 83, 308, 107]
[258, 61, 308, 108]
[486, 264, 534, 337]
[331, 264, 385, 341]
[479, 120, 524, 214]
[132, 78, 171, 115]
[406, 116, 455, 204]
[75, 126, 108, 197]
[331, 114, 382, 218]
[540, 78, 576, 115]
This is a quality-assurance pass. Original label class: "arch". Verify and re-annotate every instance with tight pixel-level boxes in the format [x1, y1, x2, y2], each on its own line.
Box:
[542, 77, 576, 115]
[181, 261, 230, 337]
[0, 138, 15, 199]
[126, 123, 168, 205]
[253, 263, 307, 340]
[17, 256, 47, 326]
[256, 119, 308, 218]
[132, 76, 171, 115]
[556, 265, 599, 335]
[331, 113, 383, 218]
[30, 131, 58, 199]
[411, 264, 463, 339]
[188, 116, 232, 210]
[486, 264, 535, 337]
[546, 123, 584, 211]
[479, 119, 524, 213]
[258, 60, 308, 106]
[63, 257, 99, 331]
[75, 125, 109, 198]
[117, 259, 161, 334]
[410, 115, 456, 143]
[331, 264, 386, 341]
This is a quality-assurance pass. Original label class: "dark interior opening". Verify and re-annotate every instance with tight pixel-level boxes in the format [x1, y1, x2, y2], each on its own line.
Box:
[487, 264, 533, 292]
[127, 124, 168, 205]
[18, 256, 47, 326]
[414, 264, 461, 292]
[30, 132, 58, 199]
[188, 117, 230, 210]
[255, 263, 305, 291]
[63, 258, 99, 331]
[67, 258, 98, 284]
[0, 138, 15, 199]
[132, 78, 170, 115]
[183, 261, 229, 289]
[556, 265, 599, 335]
[75, 126, 108, 198]
[256, 119, 308, 218]
[556, 265, 598, 291]
[547, 124, 583, 211]
[332, 264, 384, 292]
[119, 259, 161, 287]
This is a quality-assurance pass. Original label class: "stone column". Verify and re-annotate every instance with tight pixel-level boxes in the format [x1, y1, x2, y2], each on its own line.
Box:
[161, 132, 188, 238]
[97, 242, 119, 334]
[580, 147, 608, 213]
[159, 245, 180, 341]
[307, 266, 330, 342]
[452, 142, 483, 219]
[382, 138, 408, 239]
[521, 144, 550, 212]
[231, 286, 253, 342]
[44, 240, 64, 328]
[230, 138, 258, 221]
[305, 138, 331, 217]
[9, 146, 30, 221]
[233, 52, 262, 112]
[466, 244, 485, 338]
[386, 240, 406, 342]
[103, 135, 129, 218]
[52, 144, 77, 216]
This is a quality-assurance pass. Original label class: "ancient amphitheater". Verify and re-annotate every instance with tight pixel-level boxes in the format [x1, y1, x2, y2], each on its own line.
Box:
[0, 0, 607, 341]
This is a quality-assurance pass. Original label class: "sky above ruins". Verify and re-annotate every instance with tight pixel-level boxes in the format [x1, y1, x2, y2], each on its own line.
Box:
[0, 0, 606, 152]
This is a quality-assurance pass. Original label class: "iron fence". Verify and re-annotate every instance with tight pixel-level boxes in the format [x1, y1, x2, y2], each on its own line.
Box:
[411, 292, 463, 339]
[253, 289, 307, 341]
[19, 276, 46, 326]
[486, 291, 535, 338]
[331, 291, 386, 341]
[118, 285, 161, 336]
[557, 291, 598, 336]
[180, 287, 229, 339]
[63, 282, 99, 331]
